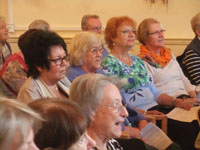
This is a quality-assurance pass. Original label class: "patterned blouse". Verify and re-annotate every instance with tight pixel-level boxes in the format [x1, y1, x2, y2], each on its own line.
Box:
[102, 54, 161, 110]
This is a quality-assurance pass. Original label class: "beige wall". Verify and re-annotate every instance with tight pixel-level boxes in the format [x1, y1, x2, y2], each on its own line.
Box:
[1, 0, 200, 55]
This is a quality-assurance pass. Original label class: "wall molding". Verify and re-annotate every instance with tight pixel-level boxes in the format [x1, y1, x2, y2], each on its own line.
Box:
[8, 37, 192, 45]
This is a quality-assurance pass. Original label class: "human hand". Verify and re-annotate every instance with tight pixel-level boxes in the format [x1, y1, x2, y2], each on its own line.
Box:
[188, 91, 197, 98]
[174, 98, 192, 110]
[124, 126, 142, 139]
[138, 120, 148, 130]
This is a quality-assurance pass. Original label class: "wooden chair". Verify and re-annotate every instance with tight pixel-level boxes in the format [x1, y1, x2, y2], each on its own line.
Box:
[120, 114, 168, 139]
[146, 114, 168, 134]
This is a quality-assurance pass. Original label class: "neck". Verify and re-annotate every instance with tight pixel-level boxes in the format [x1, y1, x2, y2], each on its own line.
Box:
[111, 46, 130, 58]
[88, 126, 109, 150]
[39, 76, 57, 86]
[145, 45, 161, 55]
[81, 65, 96, 73]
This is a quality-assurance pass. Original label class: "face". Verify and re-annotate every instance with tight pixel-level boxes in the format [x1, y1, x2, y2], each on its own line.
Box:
[68, 132, 96, 150]
[113, 24, 135, 49]
[93, 84, 128, 139]
[87, 18, 102, 34]
[39, 45, 69, 85]
[0, 20, 9, 42]
[145, 23, 165, 49]
[17, 129, 38, 150]
[82, 42, 103, 73]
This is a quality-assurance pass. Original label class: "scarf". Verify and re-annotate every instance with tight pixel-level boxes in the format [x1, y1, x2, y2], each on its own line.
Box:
[138, 45, 171, 68]
[36, 77, 70, 98]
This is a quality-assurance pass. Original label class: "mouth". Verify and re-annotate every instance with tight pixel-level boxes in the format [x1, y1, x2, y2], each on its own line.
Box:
[115, 119, 124, 127]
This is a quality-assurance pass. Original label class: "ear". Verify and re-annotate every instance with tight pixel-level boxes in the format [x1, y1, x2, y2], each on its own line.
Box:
[196, 28, 200, 37]
[36, 66, 42, 72]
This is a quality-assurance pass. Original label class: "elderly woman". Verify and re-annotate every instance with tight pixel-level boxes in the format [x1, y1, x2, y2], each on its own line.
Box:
[70, 74, 129, 150]
[0, 99, 41, 150]
[17, 29, 70, 104]
[29, 98, 95, 150]
[0, 15, 12, 70]
[137, 18, 196, 99]
[66, 31, 105, 82]
[102, 16, 192, 114]
[66, 31, 150, 138]
[102, 16, 199, 150]
[0, 20, 50, 98]
[177, 12, 200, 86]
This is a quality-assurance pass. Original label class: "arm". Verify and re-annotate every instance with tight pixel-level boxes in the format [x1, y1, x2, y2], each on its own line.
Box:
[157, 94, 192, 110]
[183, 49, 200, 85]
[172, 54, 196, 96]
[1, 60, 27, 94]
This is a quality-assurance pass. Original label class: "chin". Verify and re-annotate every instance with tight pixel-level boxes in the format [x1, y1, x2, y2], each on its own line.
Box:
[113, 132, 122, 139]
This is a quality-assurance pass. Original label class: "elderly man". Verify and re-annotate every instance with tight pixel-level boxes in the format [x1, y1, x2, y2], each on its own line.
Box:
[177, 12, 200, 86]
[81, 14, 108, 58]
[0, 16, 12, 70]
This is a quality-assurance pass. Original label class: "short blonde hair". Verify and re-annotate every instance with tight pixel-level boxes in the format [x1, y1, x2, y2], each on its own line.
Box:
[0, 99, 42, 150]
[28, 19, 50, 31]
[137, 18, 160, 45]
[191, 12, 200, 34]
[69, 31, 103, 66]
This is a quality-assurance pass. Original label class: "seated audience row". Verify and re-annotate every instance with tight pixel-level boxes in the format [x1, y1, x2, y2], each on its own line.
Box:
[101, 16, 199, 150]
[0, 20, 50, 98]
[1, 12, 200, 150]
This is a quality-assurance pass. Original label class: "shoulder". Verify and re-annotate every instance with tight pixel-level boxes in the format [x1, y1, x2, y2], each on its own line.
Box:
[18, 77, 39, 94]
[17, 77, 40, 103]
[66, 66, 84, 82]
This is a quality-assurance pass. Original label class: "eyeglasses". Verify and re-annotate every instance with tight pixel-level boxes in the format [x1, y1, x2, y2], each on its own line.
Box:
[120, 30, 136, 34]
[148, 29, 166, 35]
[89, 26, 103, 32]
[48, 55, 69, 66]
[101, 103, 127, 113]
[88, 47, 104, 54]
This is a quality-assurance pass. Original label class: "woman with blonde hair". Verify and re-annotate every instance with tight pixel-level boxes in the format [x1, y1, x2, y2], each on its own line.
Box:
[0, 99, 42, 150]
[66, 31, 104, 82]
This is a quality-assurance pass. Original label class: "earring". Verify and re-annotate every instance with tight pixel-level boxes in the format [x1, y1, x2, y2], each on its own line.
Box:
[112, 42, 115, 46]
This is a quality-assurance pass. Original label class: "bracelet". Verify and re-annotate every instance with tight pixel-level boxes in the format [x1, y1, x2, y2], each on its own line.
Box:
[171, 97, 176, 106]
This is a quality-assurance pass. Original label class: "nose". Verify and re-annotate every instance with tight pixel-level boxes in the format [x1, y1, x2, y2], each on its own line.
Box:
[97, 29, 102, 34]
[86, 133, 96, 149]
[96, 50, 102, 57]
[120, 106, 129, 118]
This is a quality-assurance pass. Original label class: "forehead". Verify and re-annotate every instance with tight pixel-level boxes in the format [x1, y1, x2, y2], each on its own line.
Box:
[49, 45, 66, 57]
[89, 41, 102, 47]
[102, 84, 122, 104]
[148, 23, 161, 31]
[88, 18, 102, 27]
[117, 24, 134, 30]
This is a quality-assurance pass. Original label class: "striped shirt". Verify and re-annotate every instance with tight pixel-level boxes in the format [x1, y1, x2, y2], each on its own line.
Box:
[183, 49, 200, 85]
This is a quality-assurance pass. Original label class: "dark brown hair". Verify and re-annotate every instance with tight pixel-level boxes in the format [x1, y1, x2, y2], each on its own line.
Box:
[29, 98, 89, 150]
